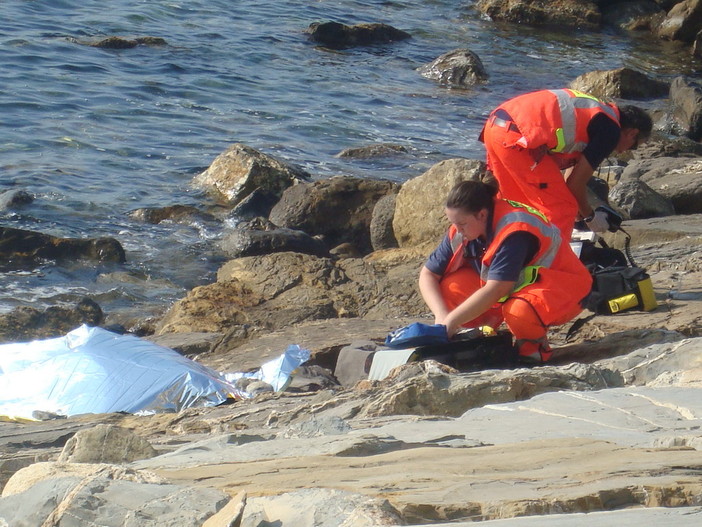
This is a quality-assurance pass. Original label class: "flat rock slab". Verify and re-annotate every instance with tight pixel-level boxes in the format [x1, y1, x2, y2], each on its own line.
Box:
[412, 506, 702, 526]
[141, 385, 702, 523]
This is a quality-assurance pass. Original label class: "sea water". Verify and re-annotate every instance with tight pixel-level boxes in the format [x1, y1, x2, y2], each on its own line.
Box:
[0, 0, 697, 320]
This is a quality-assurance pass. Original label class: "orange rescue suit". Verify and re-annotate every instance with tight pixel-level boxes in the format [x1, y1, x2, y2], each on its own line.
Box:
[439, 199, 592, 354]
[482, 89, 620, 240]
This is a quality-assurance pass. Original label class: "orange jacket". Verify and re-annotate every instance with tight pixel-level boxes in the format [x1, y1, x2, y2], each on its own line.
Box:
[498, 89, 620, 166]
[444, 199, 592, 323]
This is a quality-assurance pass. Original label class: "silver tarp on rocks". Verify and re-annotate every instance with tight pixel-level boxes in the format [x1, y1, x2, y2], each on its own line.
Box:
[0, 324, 235, 420]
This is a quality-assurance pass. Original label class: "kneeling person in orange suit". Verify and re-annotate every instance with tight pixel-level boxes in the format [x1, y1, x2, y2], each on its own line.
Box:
[418, 180, 593, 362]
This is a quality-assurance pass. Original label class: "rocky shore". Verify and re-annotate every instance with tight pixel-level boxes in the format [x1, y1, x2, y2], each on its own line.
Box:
[4, 1, 702, 526]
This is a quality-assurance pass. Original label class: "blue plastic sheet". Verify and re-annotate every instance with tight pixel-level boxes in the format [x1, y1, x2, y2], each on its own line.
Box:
[0, 325, 237, 420]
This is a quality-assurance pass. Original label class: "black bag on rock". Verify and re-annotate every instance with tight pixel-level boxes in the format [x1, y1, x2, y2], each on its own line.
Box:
[585, 265, 657, 315]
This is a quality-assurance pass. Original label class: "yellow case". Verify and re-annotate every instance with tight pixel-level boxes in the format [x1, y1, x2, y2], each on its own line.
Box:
[608, 293, 639, 313]
[637, 277, 658, 311]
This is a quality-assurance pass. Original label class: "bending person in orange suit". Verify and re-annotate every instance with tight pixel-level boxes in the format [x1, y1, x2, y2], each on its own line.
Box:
[419, 180, 592, 362]
[480, 88, 652, 240]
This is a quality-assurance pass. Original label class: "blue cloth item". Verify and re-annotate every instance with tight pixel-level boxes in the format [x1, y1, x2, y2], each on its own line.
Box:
[384, 322, 449, 348]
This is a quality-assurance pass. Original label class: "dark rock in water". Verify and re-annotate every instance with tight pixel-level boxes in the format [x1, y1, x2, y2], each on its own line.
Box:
[230, 188, 281, 220]
[0, 297, 104, 345]
[220, 217, 330, 258]
[417, 49, 489, 88]
[336, 143, 408, 159]
[72, 36, 169, 49]
[0, 189, 33, 210]
[476, 0, 601, 29]
[306, 21, 411, 49]
[0, 226, 126, 266]
[129, 204, 216, 224]
[656, 0, 702, 42]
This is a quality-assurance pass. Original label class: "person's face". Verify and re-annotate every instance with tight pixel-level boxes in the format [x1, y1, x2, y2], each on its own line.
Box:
[445, 207, 488, 241]
[616, 127, 644, 153]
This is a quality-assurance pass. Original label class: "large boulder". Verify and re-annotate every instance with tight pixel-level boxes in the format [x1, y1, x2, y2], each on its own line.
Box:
[608, 178, 676, 219]
[154, 251, 426, 336]
[393, 158, 488, 248]
[600, 1, 665, 31]
[476, 0, 602, 29]
[192, 143, 309, 206]
[269, 175, 399, 255]
[0, 226, 125, 266]
[569, 67, 669, 100]
[656, 0, 702, 42]
[417, 49, 489, 88]
[620, 156, 702, 213]
[305, 21, 411, 49]
[670, 75, 702, 140]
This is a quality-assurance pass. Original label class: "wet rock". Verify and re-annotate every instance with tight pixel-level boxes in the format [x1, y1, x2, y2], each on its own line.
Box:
[393, 158, 488, 248]
[305, 21, 411, 49]
[476, 0, 601, 30]
[0, 226, 126, 265]
[58, 424, 158, 464]
[220, 217, 330, 258]
[0, 189, 33, 210]
[656, 0, 702, 42]
[417, 48, 489, 88]
[336, 143, 407, 159]
[0, 298, 104, 344]
[669, 75, 702, 140]
[129, 204, 217, 224]
[192, 143, 310, 206]
[230, 187, 281, 220]
[600, 0, 665, 31]
[569, 67, 669, 100]
[269, 175, 399, 255]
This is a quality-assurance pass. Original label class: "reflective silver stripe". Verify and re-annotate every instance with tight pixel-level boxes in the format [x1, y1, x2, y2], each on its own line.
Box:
[480, 211, 561, 283]
[549, 89, 618, 154]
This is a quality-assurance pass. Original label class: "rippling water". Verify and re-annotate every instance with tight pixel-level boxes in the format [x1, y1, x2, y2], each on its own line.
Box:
[0, 0, 698, 321]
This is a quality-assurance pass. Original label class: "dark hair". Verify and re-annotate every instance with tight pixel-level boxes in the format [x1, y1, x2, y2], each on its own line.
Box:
[446, 180, 498, 213]
[619, 105, 652, 139]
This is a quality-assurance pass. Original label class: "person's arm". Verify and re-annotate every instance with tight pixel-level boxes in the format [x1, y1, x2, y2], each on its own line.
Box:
[418, 266, 451, 325]
[442, 279, 515, 337]
[565, 156, 596, 218]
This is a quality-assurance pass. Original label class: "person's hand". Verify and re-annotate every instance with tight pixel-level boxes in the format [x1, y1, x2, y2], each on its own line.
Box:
[584, 209, 610, 233]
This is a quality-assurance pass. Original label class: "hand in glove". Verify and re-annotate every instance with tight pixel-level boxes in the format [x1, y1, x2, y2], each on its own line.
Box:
[584, 209, 610, 233]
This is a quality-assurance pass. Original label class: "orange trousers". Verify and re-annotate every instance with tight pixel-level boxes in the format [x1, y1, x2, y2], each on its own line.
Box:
[440, 267, 584, 357]
[482, 118, 578, 241]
